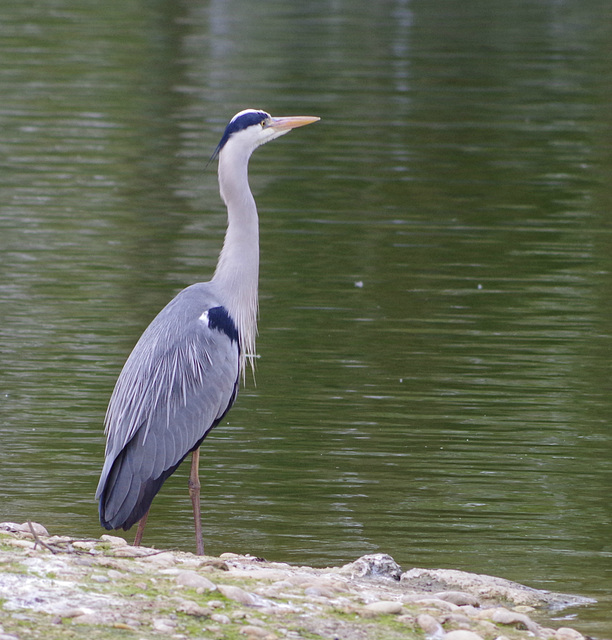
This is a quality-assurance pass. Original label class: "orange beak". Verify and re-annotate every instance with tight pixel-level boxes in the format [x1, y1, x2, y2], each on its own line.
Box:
[268, 116, 321, 132]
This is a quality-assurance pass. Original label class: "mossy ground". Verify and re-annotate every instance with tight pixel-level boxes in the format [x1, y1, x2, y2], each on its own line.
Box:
[0, 529, 587, 640]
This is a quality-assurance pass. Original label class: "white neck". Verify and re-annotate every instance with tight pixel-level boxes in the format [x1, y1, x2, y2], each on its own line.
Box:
[212, 143, 259, 378]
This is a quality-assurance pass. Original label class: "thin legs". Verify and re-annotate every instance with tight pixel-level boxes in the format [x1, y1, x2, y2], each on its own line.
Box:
[133, 509, 149, 546]
[189, 447, 205, 555]
[132, 448, 204, 554]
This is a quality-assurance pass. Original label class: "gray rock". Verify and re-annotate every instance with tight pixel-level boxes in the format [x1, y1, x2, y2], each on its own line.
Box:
[304, 585, 336, 598]
[175, 598, 211, 617]
[435, 590, 481, 607]
[480, 607, 540, 634]
[401, 568, 594, 610]
[175, 570, 217, 591]
[341, 554, 402, 580]
[218, 584, 258, 606]
[112, 546, 157, 558]
[445, 631, 484, 640]
[141, 551, 177, 567]
[99, 534, 128, 547]
[416, 613, 444, 639]
[152, 617, 177, 632]
[364, 600, 403, 615]
[413, 597, 457, 611]
[0, 522, 49, 537]
[71, 611, 112, 625]
[211, 613, 231, 624]
[239, 625, 270, 637]
[555, 628, 585, 640]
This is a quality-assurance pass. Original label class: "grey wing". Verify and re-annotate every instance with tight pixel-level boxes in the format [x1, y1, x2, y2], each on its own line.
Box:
[96, 293, 239, 531]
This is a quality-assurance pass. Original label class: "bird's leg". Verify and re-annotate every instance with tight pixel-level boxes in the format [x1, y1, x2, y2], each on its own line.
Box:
[133, 510, 149, 546]
[189, 448, 205, 555]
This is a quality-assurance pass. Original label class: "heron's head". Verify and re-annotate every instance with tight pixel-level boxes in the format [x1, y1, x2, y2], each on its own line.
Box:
[212, 109, 319, 161]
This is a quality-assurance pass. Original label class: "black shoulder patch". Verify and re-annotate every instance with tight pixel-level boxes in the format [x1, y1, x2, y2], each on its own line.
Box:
[207, 306, 239, 343]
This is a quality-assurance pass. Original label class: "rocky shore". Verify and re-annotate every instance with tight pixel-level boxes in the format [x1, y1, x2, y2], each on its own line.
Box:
[0, 522, 595, 640]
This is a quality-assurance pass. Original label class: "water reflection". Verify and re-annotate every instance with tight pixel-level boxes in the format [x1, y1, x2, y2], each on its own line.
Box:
[1, 0, 612, 635]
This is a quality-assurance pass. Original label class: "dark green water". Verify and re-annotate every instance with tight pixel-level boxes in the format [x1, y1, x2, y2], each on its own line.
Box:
[2, 0, 612, 635]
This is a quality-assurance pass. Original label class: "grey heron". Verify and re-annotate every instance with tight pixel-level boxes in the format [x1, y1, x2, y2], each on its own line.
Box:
[96, 109, 319, 554]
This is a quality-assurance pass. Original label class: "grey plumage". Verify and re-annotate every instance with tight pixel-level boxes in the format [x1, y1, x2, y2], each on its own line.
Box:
[96, 109, 319, 552]
[96, 284, 239, 530]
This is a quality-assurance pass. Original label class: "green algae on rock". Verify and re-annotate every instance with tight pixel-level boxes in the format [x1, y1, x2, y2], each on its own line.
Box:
[0, 522, 595, 640]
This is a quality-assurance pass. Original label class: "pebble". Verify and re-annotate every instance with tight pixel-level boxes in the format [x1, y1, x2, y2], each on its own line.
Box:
[72, 612, 110, 625]
[414, 597, 458, 611]
[475, 620, 498, 635]
[435, 590, 481, 607]
[444, 631, 484, 640]
[218, 584, 258, 606]
[175, 569, 217, 591]
[481, 607, 540, 634]
[312, 578, 345, 593]
[107, 569, 123, 580]
[231, 569, 292, 582]
[6, 539, 35, 550]
[112, 622, 139, 631]
[112, 546, 155, 557]
[272, 579, 294, 590]
[245, 617, 266, 626]
[95, 556, 131, 571]
[239, 626, 272, 638]
[90, 573, 110, 583]
[514, 604, 536, 613]
[555, 628, 585, 640]
[304, 585, 336, 598]
[207, 600, 225, 608]
[211, 613, 231, 624]
[202, 558, 230, 571]
[175, 598, 211, 617]
[100, 534, 128, 547]
[123, 618, 141, 629]
[46, 535, 73, 545]
[141, 551, 176, 567]
[444, 613, 472, 626]
[53, 607, 88, 619]
[364, 600, 403, 615]
[152, 618, 177, 632]
[342, 553, 402, 580]
[204, 625, 223, 635]
[72, 540, 97, 551]
[0, 521, 49, 537]
[416, 613, 445, 638]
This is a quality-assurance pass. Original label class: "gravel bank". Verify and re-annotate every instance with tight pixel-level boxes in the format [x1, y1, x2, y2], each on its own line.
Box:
[0, 522, 594, 640]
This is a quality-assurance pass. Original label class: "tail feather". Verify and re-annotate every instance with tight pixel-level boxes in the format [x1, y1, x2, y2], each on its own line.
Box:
[98, 443, 186, 531]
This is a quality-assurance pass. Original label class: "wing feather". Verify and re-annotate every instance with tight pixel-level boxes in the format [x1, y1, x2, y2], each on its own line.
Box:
[97, 284, 239, 530]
